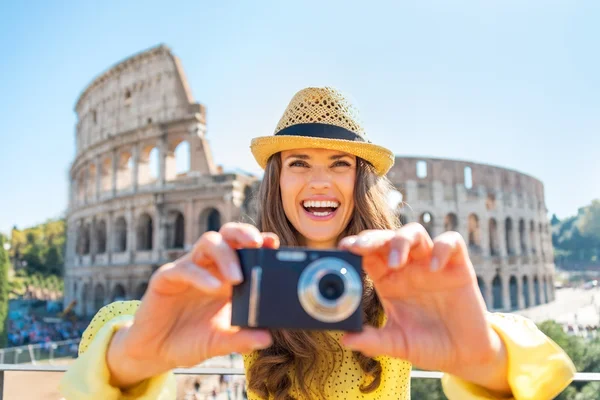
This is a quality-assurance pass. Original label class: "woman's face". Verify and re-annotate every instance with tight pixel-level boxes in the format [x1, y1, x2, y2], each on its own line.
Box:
[279, 148, 356, 248]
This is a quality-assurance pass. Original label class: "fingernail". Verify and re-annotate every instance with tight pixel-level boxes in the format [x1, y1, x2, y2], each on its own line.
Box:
[430, 257, 439, 272]
[356, 236, 372, 247]
[230, 263, 243, 282]
[340, 237, 357, 247]
[251, 232, 263, 243]
[252, 339, 272, 350]
[388, 249, 400, 269]
[206, 275, 222, 288]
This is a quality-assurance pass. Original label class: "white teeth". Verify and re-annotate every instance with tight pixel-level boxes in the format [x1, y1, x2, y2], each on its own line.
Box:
[312, 211, 332, 216]
[302, 200, 340, 208]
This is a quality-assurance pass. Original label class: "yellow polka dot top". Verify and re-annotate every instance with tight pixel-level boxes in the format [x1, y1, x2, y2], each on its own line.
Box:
[242, 330, 412, 399]
[59, 300, 576, 400]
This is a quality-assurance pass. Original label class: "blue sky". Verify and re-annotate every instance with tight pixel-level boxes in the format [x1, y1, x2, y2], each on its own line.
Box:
[1, 0, 598, 234]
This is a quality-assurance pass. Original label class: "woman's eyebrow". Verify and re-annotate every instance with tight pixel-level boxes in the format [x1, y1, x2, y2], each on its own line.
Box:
[330, 154, 351, 160]
[285, 154, 310, 160]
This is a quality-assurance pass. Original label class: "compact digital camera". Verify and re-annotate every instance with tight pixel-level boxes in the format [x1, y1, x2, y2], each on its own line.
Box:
[231, 247, 364, 332]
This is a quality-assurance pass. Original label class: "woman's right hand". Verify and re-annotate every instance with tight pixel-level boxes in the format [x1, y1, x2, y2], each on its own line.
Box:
[106, 222, 278, 388]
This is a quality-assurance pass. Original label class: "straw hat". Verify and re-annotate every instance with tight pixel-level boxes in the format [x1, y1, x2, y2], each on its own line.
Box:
[250, 87, 394, 176]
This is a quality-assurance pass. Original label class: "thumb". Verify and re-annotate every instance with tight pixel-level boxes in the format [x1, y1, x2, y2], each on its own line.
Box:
[210, 328, 273, 356]
[341, 326, 406, 359]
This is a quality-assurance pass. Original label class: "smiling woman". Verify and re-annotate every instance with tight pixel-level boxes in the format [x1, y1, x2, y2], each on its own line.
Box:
[59, 87, 575, 400]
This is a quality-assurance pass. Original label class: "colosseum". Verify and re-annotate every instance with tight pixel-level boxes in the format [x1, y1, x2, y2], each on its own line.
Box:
[64, 44, 556, 317]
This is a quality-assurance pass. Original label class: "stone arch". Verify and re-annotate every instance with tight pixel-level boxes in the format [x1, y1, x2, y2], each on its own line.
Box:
[505, 217, 514, 255]
[199, 208, 222, 236]
[172, 140, 190, 178]
[88, 164, 97, 199]
[519, 219, 527, 254]
[94, 283, 105, 311]
[137, 213, 154, 250]
[489, 218, 499, 256]
[522, 276, 530, 308]
[468, 214, 481, 253]
[492, 275, 503, 310]
[444, 213, 458, 232]
[166, 210, 185, 249]
[509, 276, 518, 310]
[116, 150, 133, 190]
[100, 157, 112, 193]
[112, 284, 127, 302]
[81, 222, 91, 255]
[114, 216, 127, 252]
[135, 282, 148, 300]
[139, 144, 160, 186]
[419, 212, 434, 237]
[534, 275, 541, 305]
[96, 220, 107, 254]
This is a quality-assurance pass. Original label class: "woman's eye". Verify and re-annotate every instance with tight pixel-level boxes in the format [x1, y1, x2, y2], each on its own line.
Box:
[332, 160, 351, 168]
[289, 160, 308, 167]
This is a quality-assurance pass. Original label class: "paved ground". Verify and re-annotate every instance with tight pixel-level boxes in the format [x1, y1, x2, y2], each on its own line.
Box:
[515, 287, 600, 326]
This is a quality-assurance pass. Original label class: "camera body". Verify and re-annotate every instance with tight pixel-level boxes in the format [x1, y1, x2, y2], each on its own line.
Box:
[231, 247, 364, 332]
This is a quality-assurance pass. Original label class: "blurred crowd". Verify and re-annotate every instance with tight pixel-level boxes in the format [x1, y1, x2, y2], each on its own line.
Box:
[6, 315, 87, 347]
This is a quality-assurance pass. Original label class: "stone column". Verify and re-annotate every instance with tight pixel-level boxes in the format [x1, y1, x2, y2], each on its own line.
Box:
[106, 211, 114, 263]
[517, 276, 525, 309]
[105, 278, 112, 304]
[83, 165, 90, 204]
[158, 134, 167, 187]
[155, 202, 166, 261]
[483, 278, 492, 310]
[498, 215, 507, 257]
[480, 216, 491, 256]
[111, 148, 118, 196]
[536, 222, 543, 261]
[95, 156, 102, 200]
[90, 217, 97, 261]
[502, 275, 511, 311]
[528, 275, 536, 306]
[131, 144, 140, 193]
[127, 206, 135, 262]
[184, 199, 195, 250]
[70, 174, 77, 208]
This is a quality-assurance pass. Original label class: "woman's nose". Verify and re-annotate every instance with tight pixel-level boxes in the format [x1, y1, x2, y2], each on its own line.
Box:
[309, 168, 332, 190]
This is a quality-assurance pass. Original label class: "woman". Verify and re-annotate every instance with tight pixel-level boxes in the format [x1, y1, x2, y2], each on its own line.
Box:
[60, 87, 575, 399]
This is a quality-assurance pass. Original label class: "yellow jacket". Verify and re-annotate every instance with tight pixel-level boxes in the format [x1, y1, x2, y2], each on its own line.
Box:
[59, 301, 575, 399]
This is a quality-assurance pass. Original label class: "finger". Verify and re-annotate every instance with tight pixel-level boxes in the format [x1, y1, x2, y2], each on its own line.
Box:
[211, 327, 273, 356]
[191, 231, 243, 284]
[151, 261, 223, 295]
[260, 232, 280, 249]
[219, 222, 264, 249]
[338, 230, 396, 254]
[387, 223, 433, 269]
[431, 231, 468, 273]
[341, 326, 406, 359]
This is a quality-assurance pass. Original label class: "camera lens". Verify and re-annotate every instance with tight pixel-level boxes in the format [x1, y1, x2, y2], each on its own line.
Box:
[297, 257, 362, 323]
[319, 273, 345, 300]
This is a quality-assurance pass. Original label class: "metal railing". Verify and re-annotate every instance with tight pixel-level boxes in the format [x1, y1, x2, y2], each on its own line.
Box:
[0, 339, 80, 365]
[0, 364, 598, 400]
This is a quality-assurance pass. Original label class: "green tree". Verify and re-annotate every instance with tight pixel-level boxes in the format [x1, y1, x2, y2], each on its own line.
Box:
[410, 375, 446, 399]
[578, 200, 600, 242]
[0, 236, 9, 347]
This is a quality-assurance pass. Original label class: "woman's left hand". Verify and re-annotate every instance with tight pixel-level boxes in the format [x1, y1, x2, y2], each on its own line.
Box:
[339, 223, 510, 393]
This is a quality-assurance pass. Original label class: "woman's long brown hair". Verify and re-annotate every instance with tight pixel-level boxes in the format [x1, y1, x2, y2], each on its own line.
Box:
[247, 154, 400, 400]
